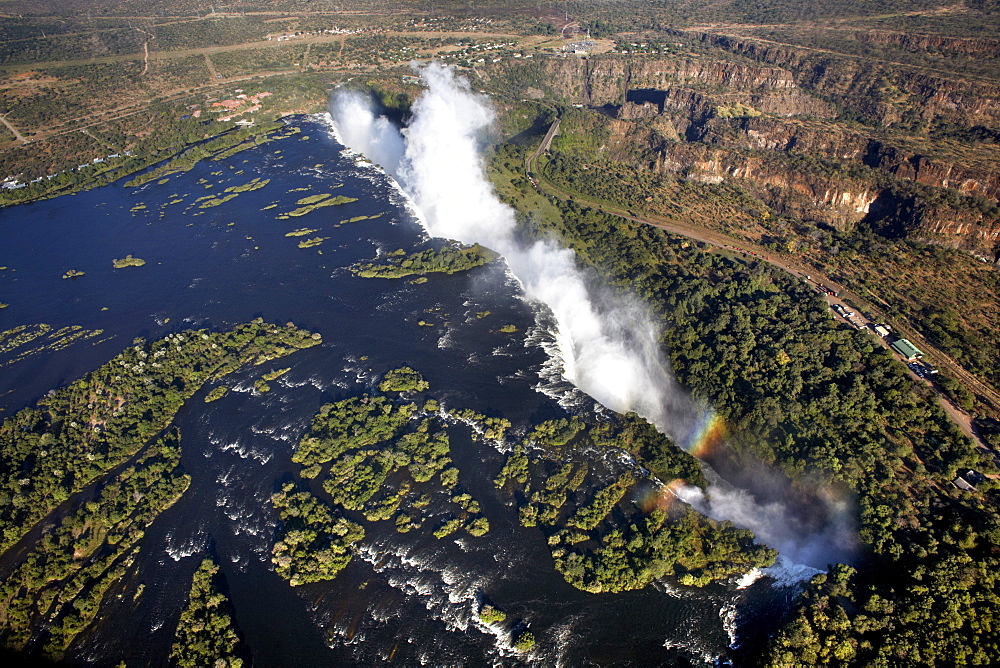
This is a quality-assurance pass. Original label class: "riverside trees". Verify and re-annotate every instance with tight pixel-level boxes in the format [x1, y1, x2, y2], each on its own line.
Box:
[352, 242, 498, 279]
[494, 412, 776, 593]
[0, 320, 321, 553]
[495, 159, 999, 663]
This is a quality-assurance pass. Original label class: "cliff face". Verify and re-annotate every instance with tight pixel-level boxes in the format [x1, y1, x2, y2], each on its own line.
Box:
[542, 56, 801, 106]
[864, 190, 1000, 256]
[687, 31, 1000, 129]
[537, 54, 1000, 199]
[693, 118, 1000, 201]
[646, 138, 1000, 257]
[518, 53, 1000, 256]
[647, 140, 881, 227]
[864, 143, 1000, 200]
[852, 31, 1000, 59]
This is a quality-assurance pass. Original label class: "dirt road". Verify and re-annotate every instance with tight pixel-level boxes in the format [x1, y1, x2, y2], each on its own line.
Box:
[0, 114, 27, 143]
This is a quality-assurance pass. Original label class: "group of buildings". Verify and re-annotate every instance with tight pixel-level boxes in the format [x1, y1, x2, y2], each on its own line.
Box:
[830, 300, 933, 369]
[208, 91, 272, 123]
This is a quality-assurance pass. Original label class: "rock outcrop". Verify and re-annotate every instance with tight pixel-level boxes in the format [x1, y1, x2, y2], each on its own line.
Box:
[493, 48, 1000, 257]
[683, 31, 1000, 129]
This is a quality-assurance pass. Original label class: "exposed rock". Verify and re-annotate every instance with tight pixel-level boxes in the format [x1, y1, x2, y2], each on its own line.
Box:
[852, 30, 1000, 59]
[499, 51, 1000, 256]
[863, 189, 1000, 255]
[541, 56, 801, 106]
[683, 31, 1000, 129]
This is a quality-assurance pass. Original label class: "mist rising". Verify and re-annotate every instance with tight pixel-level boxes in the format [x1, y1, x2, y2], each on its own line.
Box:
[333, 63, 696, 437]
[329, 63, 855, 572]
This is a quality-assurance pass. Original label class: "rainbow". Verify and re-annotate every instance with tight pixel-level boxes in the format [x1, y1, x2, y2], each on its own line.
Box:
[681, 410, 728, 459]
[634, 411, 729, 514]
[636, 478, 688, 513]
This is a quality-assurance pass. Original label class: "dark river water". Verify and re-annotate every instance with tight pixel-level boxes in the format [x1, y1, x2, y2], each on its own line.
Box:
[0, 116, 796, 666]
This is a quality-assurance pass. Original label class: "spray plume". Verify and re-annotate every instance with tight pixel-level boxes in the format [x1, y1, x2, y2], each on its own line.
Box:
[330, 63, 854, 572]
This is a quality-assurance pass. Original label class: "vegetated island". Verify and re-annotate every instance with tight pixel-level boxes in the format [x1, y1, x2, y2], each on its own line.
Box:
[336, 213, 384, 227]
[277, 192, 358, 218]
[122, 123, 296, 190]
[196, 178, 273, 210]
[378, 366, 430, 392]
[0, 429, 190, 659]
[112, 254, 146, 268]
[297, 237, 327, 249]
[1, 324, 105, 368]
[271, 365, 773, 598]
[271, 367, 498, 586]
[0, 320, 320, 659]
[285, 228, 318, 237]
[198, 194, 238, 209]
[224, 177, 270, 194]
[352, 242, 498, 279]
[494, 413, 775, 592]
[204, 386, 229, 402]
[170, 558, 244, 668]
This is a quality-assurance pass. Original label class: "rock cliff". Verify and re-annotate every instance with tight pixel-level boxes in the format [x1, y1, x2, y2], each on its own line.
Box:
[495, 52, 1000, 256]
[684, 31, 1000, 129]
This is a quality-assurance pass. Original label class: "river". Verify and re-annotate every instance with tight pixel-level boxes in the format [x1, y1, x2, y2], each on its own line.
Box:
[0, 115, 795, 665]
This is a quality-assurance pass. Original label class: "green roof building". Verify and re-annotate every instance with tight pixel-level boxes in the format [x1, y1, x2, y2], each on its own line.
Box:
[891, 338, 924, 361]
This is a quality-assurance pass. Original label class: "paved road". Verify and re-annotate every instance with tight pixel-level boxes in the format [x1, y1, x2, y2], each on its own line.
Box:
[525, 120, 993, 449]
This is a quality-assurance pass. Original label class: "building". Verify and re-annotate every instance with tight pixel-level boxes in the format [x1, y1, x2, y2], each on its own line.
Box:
[872, 324, 890, 338]
[953, 476, 976, 492]
[891, 338, 924, 361]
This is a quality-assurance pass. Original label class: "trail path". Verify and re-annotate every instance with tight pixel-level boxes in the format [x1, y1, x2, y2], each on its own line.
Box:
[0, 114, 27, 143]
[525, 120, 995, 449]
[204, 53, 220, 81]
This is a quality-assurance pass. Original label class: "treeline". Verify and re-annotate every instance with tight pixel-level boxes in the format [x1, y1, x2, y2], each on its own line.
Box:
[0, 431, 189, 658]
[492, 147, 1000, 663]
[170, 558, 244, 668]
[272, 368, 493, 586]
[123, 121, 292, 188]
[270, 484, 365, 586]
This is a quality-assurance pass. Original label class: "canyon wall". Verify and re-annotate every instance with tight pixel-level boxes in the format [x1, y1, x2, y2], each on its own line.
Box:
[495, 51, 999, 258]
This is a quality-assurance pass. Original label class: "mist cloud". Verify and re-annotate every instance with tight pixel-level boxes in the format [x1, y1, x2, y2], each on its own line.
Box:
[329, 62, 855, 573]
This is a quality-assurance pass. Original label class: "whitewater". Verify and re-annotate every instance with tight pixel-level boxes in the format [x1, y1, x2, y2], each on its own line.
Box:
[328, 62, 855, 573]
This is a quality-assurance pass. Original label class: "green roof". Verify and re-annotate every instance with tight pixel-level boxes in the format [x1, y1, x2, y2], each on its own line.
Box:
[891, 338, 923, 359]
